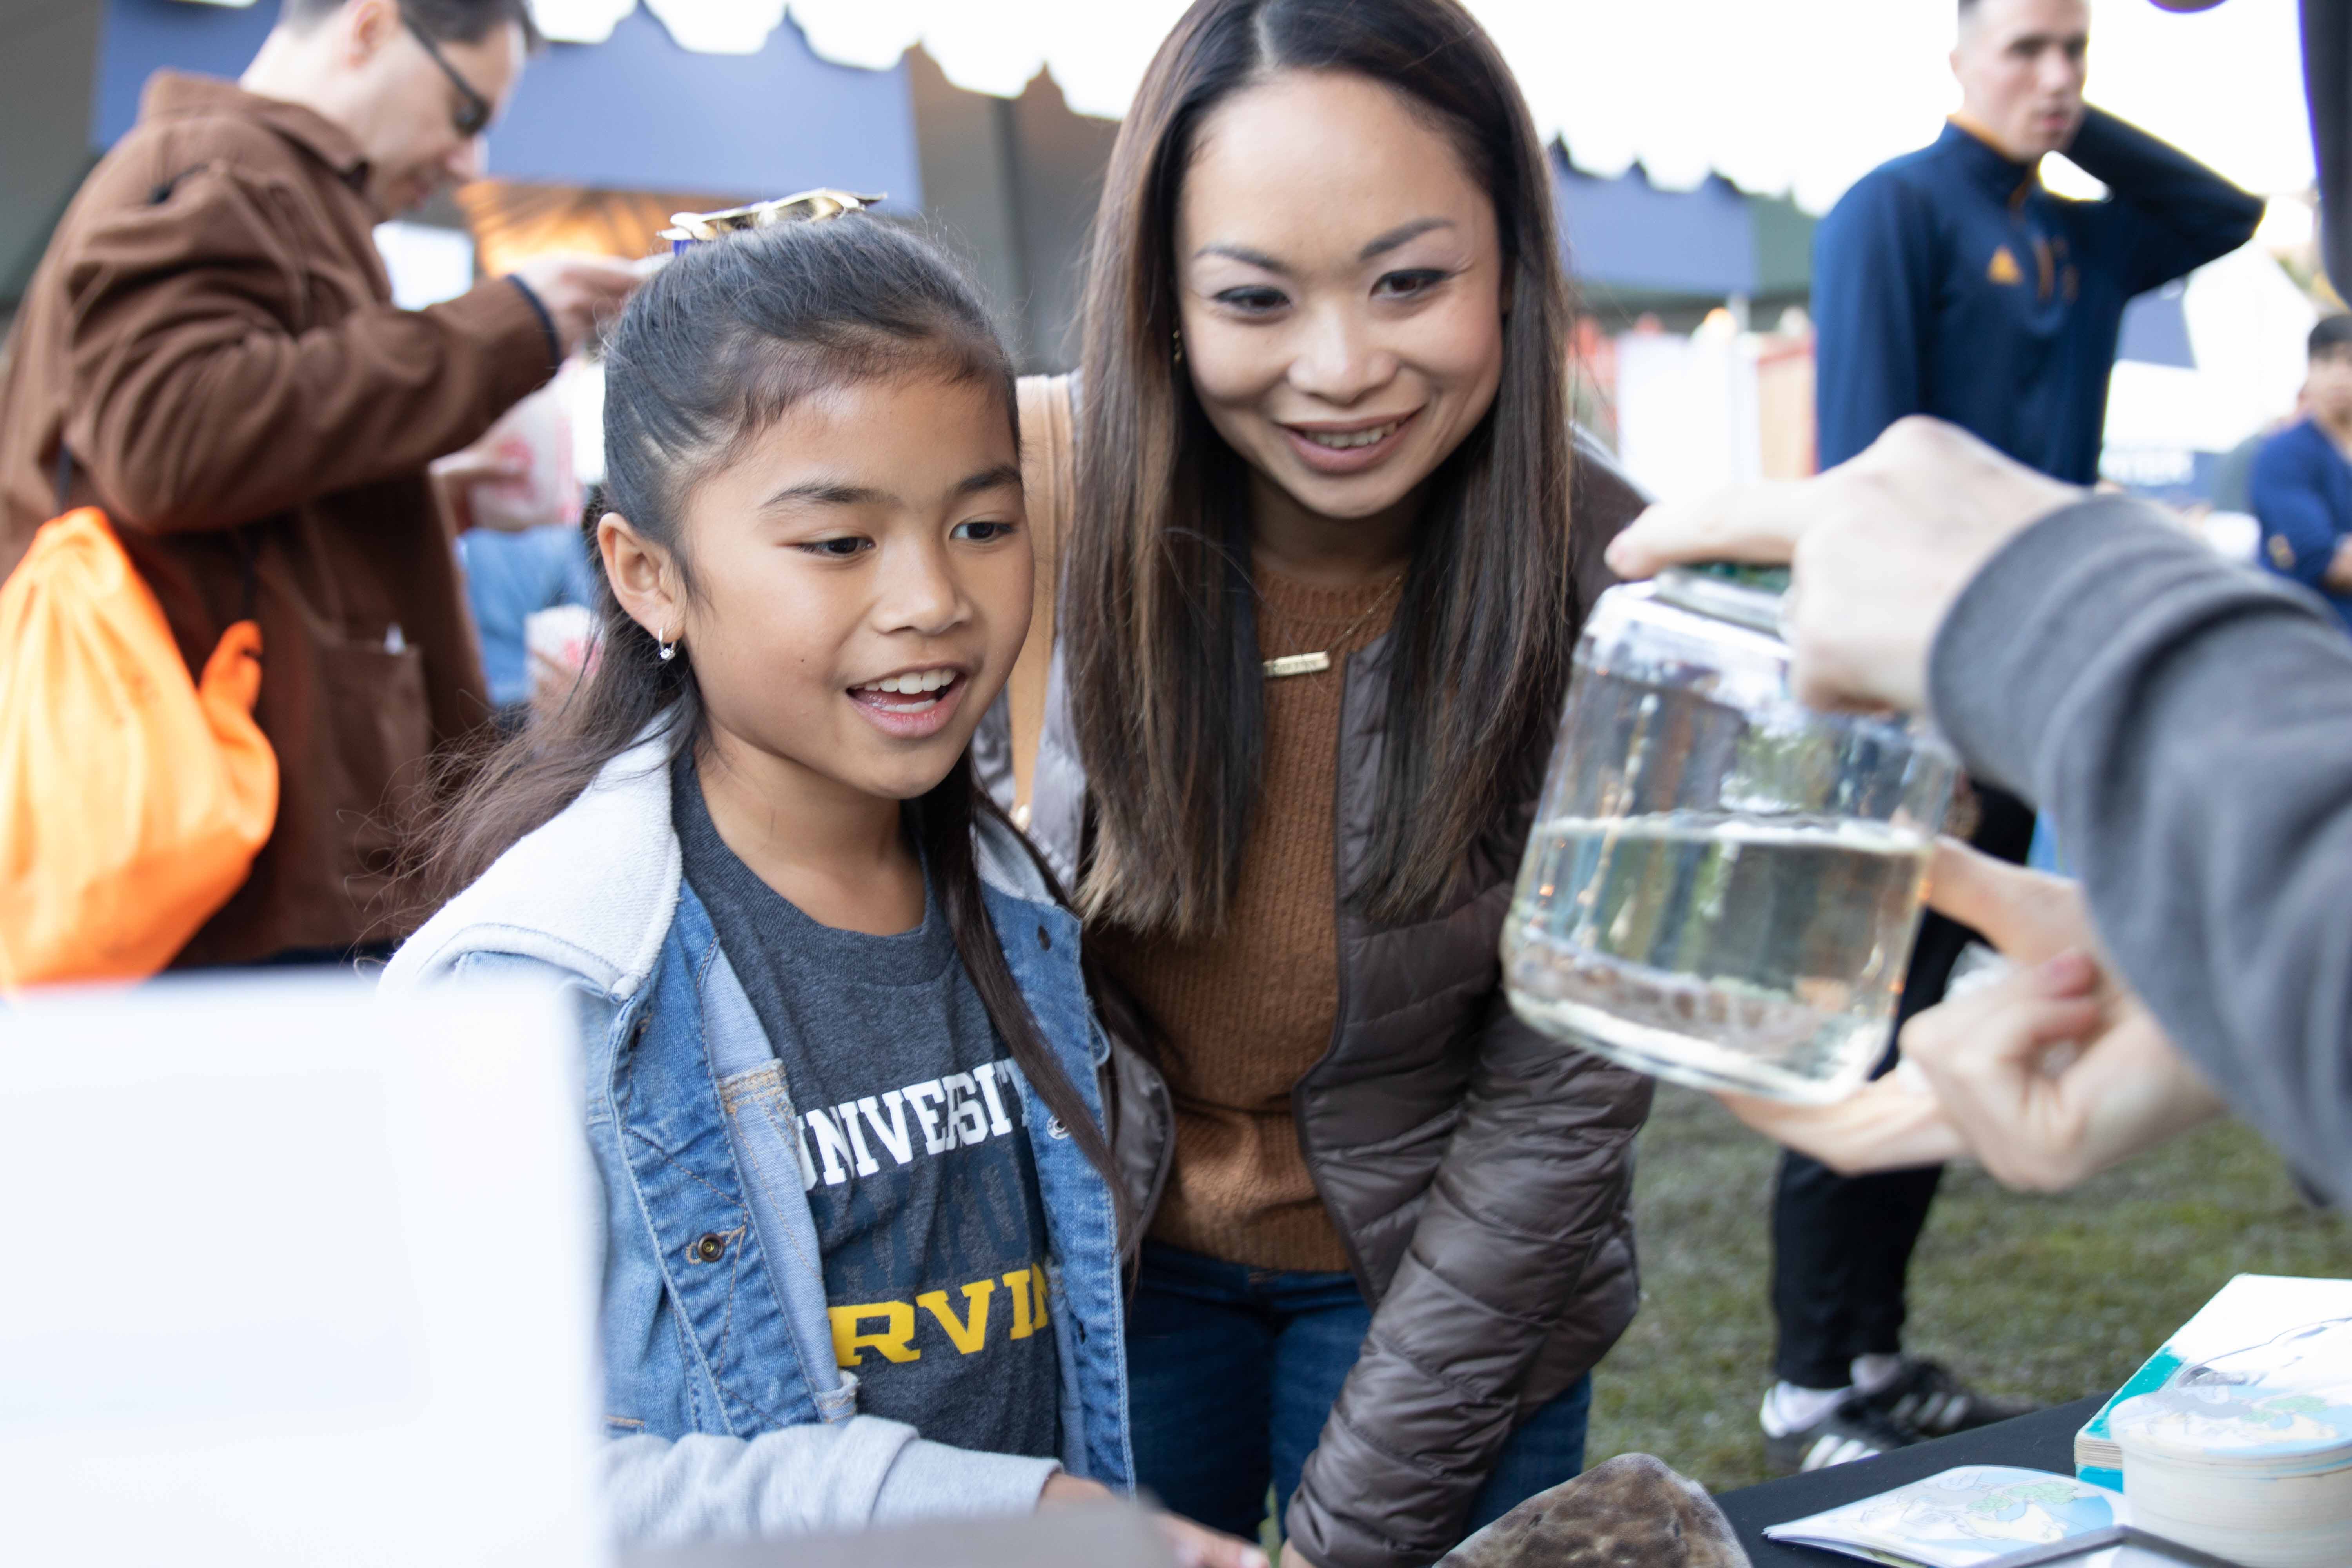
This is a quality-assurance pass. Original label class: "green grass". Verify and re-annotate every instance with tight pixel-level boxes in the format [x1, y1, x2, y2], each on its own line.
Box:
[1583, 1087, 2352, 1494]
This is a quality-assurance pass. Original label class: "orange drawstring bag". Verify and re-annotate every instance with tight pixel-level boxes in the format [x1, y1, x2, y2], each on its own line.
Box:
[0, 508, 277, 991]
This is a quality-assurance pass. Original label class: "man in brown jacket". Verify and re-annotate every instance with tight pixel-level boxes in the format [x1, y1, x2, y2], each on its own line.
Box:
[0, 0, 638, 965]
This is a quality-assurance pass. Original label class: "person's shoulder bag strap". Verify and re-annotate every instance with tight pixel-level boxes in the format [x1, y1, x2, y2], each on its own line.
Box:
[1009, 374, 1075, 824]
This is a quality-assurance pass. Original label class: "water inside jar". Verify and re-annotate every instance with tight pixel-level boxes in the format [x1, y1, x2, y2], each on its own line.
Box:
[1504, 809, 1931, 1103]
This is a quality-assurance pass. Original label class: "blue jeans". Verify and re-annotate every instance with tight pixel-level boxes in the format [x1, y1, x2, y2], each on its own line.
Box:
[1127, 1243, 1592, 1545]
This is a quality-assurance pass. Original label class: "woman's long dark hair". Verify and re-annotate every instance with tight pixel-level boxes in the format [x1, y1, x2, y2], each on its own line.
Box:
[406, 218, 1127, 1228]
[1067, 0, 1580, 935]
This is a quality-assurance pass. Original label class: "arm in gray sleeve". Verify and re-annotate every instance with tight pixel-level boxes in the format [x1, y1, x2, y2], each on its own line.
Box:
[1927, 497, 2352, 1198]
[602, 1423, 1059, 1546]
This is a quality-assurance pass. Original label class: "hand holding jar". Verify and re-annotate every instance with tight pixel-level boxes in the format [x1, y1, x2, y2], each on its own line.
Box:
[1602, 416, 2080, 715]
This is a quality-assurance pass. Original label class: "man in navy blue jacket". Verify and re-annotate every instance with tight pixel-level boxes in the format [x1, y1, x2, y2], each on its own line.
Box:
[2251, 316, 2352, 635]
[1766, 0, 2263, 1476]
[1814, 14, 2263, 485]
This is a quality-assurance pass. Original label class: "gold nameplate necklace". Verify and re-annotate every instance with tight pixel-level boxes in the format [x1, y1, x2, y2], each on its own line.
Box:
[1260, 573, 1404, 679]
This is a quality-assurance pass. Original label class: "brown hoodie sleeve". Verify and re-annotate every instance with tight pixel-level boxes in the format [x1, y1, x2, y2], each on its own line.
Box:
[60, 158, 553, 534]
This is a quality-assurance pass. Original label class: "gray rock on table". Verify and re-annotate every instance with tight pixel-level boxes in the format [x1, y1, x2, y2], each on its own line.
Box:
[1438, 1454, 1751, 1568]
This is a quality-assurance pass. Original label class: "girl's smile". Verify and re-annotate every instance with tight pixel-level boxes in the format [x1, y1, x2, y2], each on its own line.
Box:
[849, 664, 972, 739]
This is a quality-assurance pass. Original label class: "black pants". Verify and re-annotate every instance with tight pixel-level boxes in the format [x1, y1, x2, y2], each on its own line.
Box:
[1769, 784, 2036, 1389]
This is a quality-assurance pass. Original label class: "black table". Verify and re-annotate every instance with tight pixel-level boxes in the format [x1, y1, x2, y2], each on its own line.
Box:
[625, 1397, 2109, 1567]
[1714, 1396, 2105, 1566]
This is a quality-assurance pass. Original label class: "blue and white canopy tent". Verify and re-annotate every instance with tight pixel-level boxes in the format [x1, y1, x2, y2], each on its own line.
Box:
[24, 0, 2323, 500]
[1553, 152, 1813, 328]
[90, 0, 922, 214]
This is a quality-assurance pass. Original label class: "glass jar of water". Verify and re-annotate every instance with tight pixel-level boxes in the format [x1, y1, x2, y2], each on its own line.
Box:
[1502, 566, 1958, 1104]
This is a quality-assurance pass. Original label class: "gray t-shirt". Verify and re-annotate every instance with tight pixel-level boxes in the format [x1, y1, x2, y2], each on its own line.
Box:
[672, 757, 1060, 1458]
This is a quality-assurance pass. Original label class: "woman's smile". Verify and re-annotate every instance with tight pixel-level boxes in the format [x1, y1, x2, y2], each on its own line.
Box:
[1279, 408, 1424, 476]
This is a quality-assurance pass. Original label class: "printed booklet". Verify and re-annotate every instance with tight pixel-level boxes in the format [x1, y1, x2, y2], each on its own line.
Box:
[1762, 1466, 2125, 1568]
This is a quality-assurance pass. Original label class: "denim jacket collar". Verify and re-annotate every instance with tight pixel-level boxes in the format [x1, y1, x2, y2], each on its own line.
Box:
[387, 724, 1073, 1002]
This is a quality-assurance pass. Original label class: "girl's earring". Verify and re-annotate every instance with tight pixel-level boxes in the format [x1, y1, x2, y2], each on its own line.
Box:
[1171, 327, 1184, 366]
[657, 626, 678, 662]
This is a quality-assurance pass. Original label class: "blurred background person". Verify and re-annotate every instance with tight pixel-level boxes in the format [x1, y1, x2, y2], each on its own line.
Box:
[429, 378, 601, 728]
[2250, 314, 2352, 633]
[0, 0, 637, 967]
[1766, 0, 2264, 1475]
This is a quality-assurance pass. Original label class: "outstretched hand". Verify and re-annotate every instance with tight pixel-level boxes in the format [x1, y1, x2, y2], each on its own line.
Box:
[1716, 840, 2224, 1190]
[1161, 1513, 1269, 1568]
[1712, 1063, 1969, 1176]
[426, 445, 528, 535]
[1896, 841, 2226, 1191]
[507, 252, 643, 358]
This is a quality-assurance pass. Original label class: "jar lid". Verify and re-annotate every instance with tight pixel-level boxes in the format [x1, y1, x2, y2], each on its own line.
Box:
[1652, 565, 1788, 638]
[2112, 1385, 2352, 1472]
[1680, 562, 1793, 593]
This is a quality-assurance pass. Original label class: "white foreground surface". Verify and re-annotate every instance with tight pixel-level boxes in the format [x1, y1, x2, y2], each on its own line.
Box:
[0, 976, 603, 1568]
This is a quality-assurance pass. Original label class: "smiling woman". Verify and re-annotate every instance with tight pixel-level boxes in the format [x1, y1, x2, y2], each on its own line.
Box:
[983, 3, 1656, 1566]
[1068, 17, 1565, 937]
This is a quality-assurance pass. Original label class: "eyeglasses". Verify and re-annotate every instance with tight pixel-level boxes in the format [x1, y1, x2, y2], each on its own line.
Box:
[405, 16, 492, 138]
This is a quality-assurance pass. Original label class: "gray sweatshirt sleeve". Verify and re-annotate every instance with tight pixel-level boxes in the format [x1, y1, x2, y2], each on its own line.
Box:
[1927, 496, 2352, 1199]
[602, 1422, 1060, 1545]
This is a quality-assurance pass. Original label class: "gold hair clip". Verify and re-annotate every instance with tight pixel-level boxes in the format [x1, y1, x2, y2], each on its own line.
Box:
[659, 189, 885, 250]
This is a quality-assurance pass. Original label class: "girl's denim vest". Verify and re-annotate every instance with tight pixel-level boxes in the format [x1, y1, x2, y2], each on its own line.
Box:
[446, 851, 1134, 1488]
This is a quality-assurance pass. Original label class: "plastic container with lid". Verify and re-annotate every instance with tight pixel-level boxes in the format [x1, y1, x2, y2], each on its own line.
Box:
[1501, 565, 1958, 1104]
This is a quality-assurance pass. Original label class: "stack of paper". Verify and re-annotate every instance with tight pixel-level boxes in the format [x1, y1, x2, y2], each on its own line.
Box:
[2076, 1275, 2352, 1489]
[2113, 1342, 2352, 1567]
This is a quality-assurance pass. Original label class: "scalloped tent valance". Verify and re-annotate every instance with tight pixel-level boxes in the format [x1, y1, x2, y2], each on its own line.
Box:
[530, 0, 2311, 215]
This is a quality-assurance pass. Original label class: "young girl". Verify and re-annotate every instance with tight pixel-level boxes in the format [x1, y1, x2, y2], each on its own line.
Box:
[384, 216, 1250, 1563]
[978, 2, 1655, 1563]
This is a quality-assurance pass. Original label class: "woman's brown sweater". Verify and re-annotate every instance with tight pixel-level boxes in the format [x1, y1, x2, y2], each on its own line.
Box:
[1094, 563, 1401, 1271]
